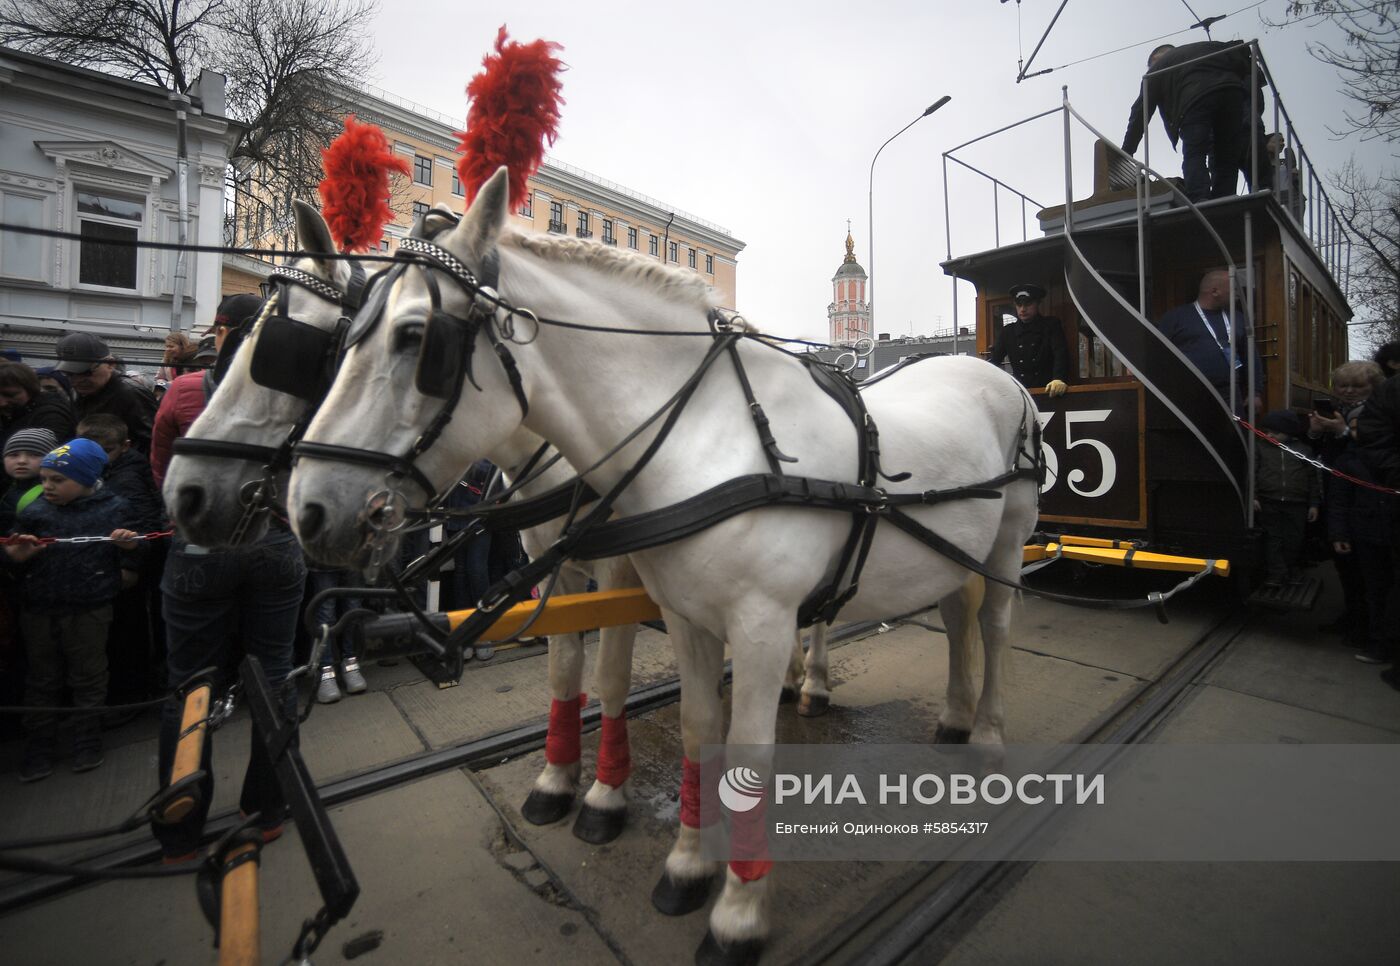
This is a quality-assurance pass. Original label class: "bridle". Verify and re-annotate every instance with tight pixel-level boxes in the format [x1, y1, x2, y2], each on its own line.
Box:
[170, 260, 370, 541]
[290, 231, 534, 522]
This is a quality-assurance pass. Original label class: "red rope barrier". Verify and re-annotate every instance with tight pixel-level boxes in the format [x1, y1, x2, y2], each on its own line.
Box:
[1235, 417, 1400, 497]
[0, 529, 175, 547]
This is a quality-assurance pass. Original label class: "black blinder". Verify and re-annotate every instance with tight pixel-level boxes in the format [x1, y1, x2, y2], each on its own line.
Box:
[249, 315, 335, 401]
[414, 310, 471, 398]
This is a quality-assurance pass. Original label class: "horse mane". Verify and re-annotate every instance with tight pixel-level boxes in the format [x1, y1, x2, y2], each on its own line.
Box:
[502, 225, 720, 311]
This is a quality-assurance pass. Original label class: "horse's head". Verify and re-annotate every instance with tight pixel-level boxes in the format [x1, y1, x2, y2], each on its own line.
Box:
[165, 200, 366, 546]
[289, 167, 529, 568]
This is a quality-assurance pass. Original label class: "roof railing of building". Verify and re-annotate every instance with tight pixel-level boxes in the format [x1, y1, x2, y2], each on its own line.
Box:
[345, 80, 735, 240]
[941, 42, 1348, 296]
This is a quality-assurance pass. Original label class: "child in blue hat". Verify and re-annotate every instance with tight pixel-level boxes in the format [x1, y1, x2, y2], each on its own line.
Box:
[2, 438, 143, 781]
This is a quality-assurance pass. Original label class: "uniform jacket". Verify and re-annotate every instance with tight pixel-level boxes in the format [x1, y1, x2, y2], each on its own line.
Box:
[1122, 40, 1251, 153]
[1358, 375, 1400, 490]
[1254, 436, 1321, 506]
[4, 485, 142, 612]
[150, 371, 208, 489]
[1154, 301, 1264, 395]
[989, 314, 1069, 389]
[76, 375, 158, 457]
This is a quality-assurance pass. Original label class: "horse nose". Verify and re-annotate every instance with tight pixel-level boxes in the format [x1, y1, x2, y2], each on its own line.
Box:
[176, 485, 204, 524]
[298, 502, 326, 541]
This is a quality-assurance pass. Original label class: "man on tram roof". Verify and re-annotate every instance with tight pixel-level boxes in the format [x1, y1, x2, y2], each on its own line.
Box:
[989, 283, 1070, 397]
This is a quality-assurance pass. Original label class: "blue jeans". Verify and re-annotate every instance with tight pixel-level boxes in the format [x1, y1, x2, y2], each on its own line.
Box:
[152, 532, 306, 856]
[306, 569, 359, 666]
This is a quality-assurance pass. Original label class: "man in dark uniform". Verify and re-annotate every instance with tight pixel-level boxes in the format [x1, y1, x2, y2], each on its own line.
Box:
[990, 283, 1069, 396]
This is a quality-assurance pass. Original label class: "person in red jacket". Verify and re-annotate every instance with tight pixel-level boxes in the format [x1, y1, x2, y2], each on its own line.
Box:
[150, 293, 262, 488]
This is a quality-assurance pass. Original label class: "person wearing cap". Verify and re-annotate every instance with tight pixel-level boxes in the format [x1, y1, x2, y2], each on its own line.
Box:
[989, 284, 1070, 396]
[1155, 269, 1264, 408]
[2, 439, 142, 781]
[0, 362, 76, 465]
[52, 332, 157, 458]
[149, 290, 306, 860]
[1253, 409, 1321, 589]
[1120, 41, 1253, 203]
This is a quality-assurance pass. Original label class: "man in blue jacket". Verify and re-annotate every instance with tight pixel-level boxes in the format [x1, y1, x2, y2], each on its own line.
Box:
[1155, 269, 1264, 409]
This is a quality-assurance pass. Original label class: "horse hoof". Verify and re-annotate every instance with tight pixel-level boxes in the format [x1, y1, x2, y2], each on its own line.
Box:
[521, 788, 574, 826]
[696, 929, 764, 966]
[651, 871, 713, 916]
[796, 693, 829, 717]
[572, 803, 627, 844]
[779, 686, 798, 705]
[933, 724, 971, 744]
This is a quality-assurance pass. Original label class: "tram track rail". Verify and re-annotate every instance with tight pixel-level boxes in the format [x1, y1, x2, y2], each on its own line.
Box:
[802, 607, 1253, 966]
[0, 615, 898, 916]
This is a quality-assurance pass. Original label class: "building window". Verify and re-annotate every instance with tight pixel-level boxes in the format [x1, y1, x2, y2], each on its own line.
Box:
[76, 189, 142, 289]
[628, 226, 638, 249]
[576, 211, 591, 238]
[412, 201, 431, 222]
[549, 201, 565, 233]
[602, 219, 615, 245]
[414, 155, 432, 186]
[688, 247, 696, 269]
[519, 193, 533, 218]
[705, 254, 714, 274]
[379, 239, 390, 252]
[451, 169, 463, 196]
[0, 190, 45, 281]
[649, 234, 659, 256]
[668, 241, 678, 262]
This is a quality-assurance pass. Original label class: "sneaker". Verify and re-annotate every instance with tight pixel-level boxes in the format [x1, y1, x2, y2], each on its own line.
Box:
[340, 658, 367, 694]
[18, 745, 54, 783]
[1380, 667, 1400, 692]
[316, 667, 342, 704]
[71, 741, 105, 773]
[1354, 650, 1389, 665]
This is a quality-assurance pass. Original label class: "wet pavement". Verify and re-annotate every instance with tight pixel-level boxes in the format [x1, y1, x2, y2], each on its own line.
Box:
[0, 566, 1397, 964]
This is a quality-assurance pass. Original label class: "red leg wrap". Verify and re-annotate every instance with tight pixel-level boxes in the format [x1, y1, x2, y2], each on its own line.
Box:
[729, 799, 772, 882]
[544, 694, 583, 765]
[680, 756, 704, 828]
[594, 712, 631, 788]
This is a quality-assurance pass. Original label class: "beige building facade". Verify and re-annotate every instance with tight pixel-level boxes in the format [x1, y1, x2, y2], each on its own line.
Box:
[226, 83, 744, 308]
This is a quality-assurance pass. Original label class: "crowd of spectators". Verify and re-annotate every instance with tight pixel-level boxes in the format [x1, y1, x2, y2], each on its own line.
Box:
[0, 308, 519, 830]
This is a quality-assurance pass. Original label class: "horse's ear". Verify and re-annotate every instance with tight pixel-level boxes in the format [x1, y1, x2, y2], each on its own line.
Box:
[456, 166, 510, 254]
[293, 199, 338, 263]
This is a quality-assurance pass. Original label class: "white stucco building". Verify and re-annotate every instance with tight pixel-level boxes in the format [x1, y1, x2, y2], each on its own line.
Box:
[0, 47, 237, 365]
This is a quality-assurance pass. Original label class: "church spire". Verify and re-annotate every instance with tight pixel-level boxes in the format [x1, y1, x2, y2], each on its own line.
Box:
[844, 218, 856, 263]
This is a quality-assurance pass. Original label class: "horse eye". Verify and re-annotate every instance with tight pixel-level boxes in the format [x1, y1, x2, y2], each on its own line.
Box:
[394, 322, 425, 354]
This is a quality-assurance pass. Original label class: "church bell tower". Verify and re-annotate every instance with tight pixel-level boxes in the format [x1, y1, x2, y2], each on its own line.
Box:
[827, 223, 871, 345]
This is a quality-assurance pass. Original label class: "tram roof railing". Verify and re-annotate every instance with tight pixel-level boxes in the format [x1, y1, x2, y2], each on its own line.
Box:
[940, 41, 1351, 299]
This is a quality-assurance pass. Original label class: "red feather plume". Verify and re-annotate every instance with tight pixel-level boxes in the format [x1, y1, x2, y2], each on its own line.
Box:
[318, 116, 410, 252]
[456, 26, 565, 210]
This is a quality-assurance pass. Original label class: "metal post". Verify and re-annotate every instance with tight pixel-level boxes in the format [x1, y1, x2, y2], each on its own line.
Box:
[870, 97, 950, 332]
[1243, 215, 1257, 529]
[169, 91, 191, 331]
[1248, 43, 1259, 195]
[1062, 88, 1074, 236]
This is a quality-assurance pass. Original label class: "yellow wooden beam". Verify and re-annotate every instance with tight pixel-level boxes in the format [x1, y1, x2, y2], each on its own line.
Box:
[1024, 541, 1229, 577]
[443, 587, 662, 642]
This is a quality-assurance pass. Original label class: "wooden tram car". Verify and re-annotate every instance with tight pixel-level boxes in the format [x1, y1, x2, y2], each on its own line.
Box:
[942, 136, 1352, 587]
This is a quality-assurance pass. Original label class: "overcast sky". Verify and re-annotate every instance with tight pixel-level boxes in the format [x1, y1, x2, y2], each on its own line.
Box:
[366, 0, 1392, 345]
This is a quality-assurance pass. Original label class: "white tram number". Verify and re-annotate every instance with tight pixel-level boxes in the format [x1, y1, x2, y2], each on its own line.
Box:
[1035, 409, 1117, 498]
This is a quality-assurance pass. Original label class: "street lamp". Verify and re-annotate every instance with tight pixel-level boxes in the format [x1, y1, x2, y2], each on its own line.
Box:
[867, 95, 951, 334]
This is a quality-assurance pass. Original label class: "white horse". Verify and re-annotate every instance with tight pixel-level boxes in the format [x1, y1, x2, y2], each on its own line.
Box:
[163, 202, 827, 846]
[286, 168, 1034, 964]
